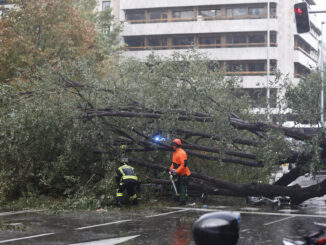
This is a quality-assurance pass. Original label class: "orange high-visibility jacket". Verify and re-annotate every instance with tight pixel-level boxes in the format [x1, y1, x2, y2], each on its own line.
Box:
[170, 148, 191, 176]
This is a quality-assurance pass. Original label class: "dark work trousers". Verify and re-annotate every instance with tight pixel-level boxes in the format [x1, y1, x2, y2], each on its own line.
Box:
[116, 179, 138, 205]
[171, 175, 189, 203]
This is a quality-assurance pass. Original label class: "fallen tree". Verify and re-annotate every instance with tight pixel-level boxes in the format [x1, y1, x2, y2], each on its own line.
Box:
[1, 50, 325, 205]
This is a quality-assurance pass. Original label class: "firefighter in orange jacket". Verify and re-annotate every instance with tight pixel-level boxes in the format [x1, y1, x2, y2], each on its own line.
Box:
[170, 138, 191, 205]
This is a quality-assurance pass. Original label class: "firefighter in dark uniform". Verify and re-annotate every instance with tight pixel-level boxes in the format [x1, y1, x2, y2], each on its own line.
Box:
[115, 157, 140, 207]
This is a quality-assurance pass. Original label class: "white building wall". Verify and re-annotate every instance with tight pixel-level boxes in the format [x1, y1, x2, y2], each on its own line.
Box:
[122, 19, 277, 37]
[120, 0, 278, 10]
[104, 0, 323, 108]
[276, 0, 296, 79]
[294, 50, 319, 68]
[123, 47, 278, 62]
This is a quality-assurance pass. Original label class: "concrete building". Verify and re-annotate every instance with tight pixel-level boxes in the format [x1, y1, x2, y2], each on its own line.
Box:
[0, 0, 13, 13]
[96, 0, 323, 109]
[95, 0, 120, 21]
[2, 0, 323, 109]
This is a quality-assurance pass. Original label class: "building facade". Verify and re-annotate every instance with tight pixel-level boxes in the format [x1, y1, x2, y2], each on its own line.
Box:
[96, 0, 322, 109]
[2, 0, 322, 109]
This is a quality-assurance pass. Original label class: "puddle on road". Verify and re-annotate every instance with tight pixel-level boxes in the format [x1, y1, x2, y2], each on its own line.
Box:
[1, 198, 326, 245]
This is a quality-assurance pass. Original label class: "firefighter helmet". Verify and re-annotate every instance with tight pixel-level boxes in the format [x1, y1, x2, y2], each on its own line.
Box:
[171, 138, 182, 147]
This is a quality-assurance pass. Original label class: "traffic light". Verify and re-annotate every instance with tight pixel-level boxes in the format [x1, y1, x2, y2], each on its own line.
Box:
[294, 2, 311, 34]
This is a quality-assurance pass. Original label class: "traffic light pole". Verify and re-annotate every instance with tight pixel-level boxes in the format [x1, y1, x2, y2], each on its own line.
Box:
[310, 11, 326, 14]
[294, 7, 326, 125]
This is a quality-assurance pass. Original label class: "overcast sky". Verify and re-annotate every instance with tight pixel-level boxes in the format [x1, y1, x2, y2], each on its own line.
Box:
[312, 0, 326, 39]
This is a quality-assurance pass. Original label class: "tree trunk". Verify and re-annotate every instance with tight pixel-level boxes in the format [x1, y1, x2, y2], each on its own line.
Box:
[129, 158, 326, 204]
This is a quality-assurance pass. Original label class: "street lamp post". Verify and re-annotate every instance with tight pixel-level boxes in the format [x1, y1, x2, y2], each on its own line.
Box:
[321, 21, 325, 126]
[266, 0, 271, 121]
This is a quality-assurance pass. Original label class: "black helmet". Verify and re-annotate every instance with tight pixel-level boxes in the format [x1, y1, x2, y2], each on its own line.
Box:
[120, 157, 128, 165]
[192, 212, 240, 245]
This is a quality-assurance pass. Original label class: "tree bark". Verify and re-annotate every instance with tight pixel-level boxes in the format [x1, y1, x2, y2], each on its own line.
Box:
[175, 129, 263, 147]
[86, 110, 213, 122]
[147, 178, 239, 196]
[129, 158, 326, 204]
[229, 118, 312, 141]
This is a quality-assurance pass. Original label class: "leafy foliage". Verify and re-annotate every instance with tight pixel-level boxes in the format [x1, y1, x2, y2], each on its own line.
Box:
[0, 0, 325, 207]
[0, 0, 96, 83]
[285, 70, 324, 124]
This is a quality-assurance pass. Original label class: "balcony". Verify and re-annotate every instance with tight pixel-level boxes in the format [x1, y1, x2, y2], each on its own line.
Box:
[120, 0, 278, 10]
[123, 46, 277, 61]
[122, 19, 278, 36]
[294, 50, 318, 69]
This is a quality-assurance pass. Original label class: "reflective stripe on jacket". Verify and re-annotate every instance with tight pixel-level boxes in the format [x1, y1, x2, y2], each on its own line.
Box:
[116, 164, 138, 181]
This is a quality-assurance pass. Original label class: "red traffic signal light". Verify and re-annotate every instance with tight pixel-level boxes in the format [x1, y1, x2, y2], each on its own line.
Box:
[294, 2, 310, 34]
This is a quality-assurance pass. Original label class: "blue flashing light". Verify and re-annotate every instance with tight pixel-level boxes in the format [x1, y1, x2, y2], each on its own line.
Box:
[153, 135, 165, 142]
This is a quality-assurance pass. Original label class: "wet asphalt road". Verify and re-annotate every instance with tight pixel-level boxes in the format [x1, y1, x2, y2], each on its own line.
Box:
[1, 173, 326, 244]
[1, 202, 326, 245]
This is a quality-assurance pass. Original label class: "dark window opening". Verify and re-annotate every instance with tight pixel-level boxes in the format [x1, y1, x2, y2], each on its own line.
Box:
[148, 10, 168, 21]
[199, 8, 222, 19]
[172, 10, 194, 20]
[248, 63, 265, 72]
[248, 34, 265, 43]
[173, 36, 194, 46]
[148, 37, 168, 47]
[234, 35, 246, 44]
[126, 10, 145, 21]
[199, 36, 221, 47]
[248, 7, 264, 16]
[227, 63, 245, 72]
[102, 1, 111, 11]
[125, 37, 145, 48]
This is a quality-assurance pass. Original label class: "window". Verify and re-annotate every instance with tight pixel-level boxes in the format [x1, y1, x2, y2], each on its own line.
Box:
[227, 63, 245, 72]
[226, 9, 233, 17]
[295, 63, 310, 76]
[125, 37, 145, 47]
[226, 35, 246, 45]
[199, 36, 221, 44]
[173, 36, 194, 46]
[148, 10, 168, 21]
[173, 10, 194, 20]
[233, 8, 247, 16]
[248, 63, 265, 72]
[148, 37, 168, 47]
[270, 33, 277, 43]
[126, 10, 145, 21]
[270, 4, 277, 17]
[248, 34, 265, 43]
[248, 7, 264, 16]
[199, 9, 221, 19]
[270, 60, 277, 70]
[199, 36, 221, 48]
[234, 35, 246, 44]
[102, 1, 111, 11]
[226, 35, 233, 44]
[199, 9, 215, 18]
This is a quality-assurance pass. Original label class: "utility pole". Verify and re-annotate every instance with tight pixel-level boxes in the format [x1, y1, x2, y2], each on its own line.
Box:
[266, 0, 270, 121]
[321, 21, 325, 126]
